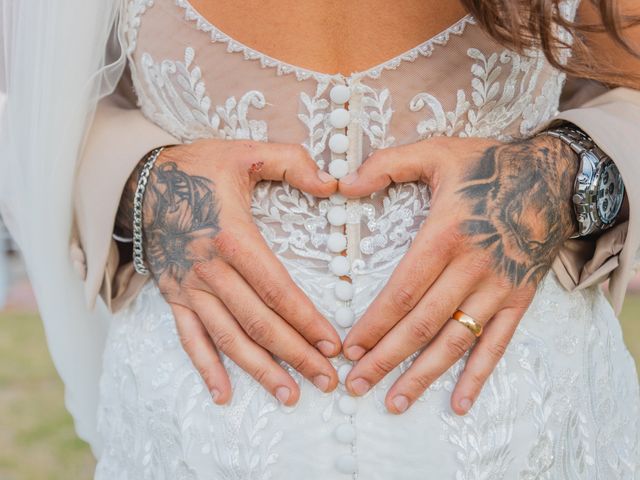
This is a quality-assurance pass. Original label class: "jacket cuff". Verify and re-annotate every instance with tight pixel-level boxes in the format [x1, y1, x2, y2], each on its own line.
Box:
[74, 92, 178, 312]
[537, 87, 640, 314]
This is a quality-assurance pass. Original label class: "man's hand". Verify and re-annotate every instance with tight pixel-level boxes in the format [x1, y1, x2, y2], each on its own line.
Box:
[117, 138, 342, 406]
[337, 135, 578, 414]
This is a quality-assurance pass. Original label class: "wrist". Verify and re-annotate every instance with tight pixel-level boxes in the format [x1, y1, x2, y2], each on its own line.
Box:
[531, 134, 580, 240]
[114, 145, 175, 240]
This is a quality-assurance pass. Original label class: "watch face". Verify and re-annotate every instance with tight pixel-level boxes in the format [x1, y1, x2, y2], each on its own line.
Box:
[596, 160, 625, 225]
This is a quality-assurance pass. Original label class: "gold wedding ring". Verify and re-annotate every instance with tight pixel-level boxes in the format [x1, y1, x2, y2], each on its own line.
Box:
[452, 309, 483, 337]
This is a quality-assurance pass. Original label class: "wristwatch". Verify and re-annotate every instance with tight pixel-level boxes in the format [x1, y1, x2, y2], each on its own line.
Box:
[542, 124, 625, 238]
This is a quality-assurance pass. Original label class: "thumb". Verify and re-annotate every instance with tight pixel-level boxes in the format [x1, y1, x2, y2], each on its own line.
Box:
[338, 143, 428, 198]
[250, 142, 337, 197]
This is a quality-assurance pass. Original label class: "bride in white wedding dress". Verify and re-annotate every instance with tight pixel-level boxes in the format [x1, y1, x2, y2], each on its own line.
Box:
[88, 0, 640, 478]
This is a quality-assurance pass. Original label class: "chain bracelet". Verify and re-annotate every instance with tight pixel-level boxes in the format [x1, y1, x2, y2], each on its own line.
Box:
[133, 146, 165, 275]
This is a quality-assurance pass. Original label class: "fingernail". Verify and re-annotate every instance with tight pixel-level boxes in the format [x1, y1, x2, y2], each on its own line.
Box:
[210, 388, 221, 403]
[275, 386, 291, 404]
[350, 377, 371, 396]
[316, 340, 336, 356]
[459, 397, 473, 413]
[346, 345, 366, 360]
[340, 172, 358, 185]
[313, 374, 331, 392]
[317, 170, 335, 183]
[392, 395, 409, 413]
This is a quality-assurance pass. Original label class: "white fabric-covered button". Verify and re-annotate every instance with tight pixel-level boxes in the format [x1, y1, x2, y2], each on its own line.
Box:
[329, 256, 350, 276]
[328, 160, 349, 179]
[338, 395, 358, 415]
[330, 84, 351, 104]
[338, 363, 352, 384]
[327, 232, 347, 253]
[329, 108, 350, 128]
[334, 423, 356, 443]
[335, 454, 358, 474]
[327, 206, 347, 226]
[329, 133, 349, 154]
[335, 280, 354, 301]
[334, 307, 355, 328]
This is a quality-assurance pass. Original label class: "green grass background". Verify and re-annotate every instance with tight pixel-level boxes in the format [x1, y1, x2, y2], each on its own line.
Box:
[1, 298, 639, 480]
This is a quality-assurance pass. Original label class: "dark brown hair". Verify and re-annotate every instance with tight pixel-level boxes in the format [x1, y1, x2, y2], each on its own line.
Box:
[461, 0, 640, 86]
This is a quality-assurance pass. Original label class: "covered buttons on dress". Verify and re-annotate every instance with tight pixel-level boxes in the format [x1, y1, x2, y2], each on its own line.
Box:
[327, 232, 347, 253]
[329, 158, 349, 179]
[326, 81, 359, 477]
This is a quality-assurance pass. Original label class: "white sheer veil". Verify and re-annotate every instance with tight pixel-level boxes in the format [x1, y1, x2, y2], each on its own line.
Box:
[0, 0, 126, 456]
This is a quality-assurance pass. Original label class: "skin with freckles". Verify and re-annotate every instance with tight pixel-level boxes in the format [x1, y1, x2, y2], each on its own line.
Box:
[337, 135, 579, 414]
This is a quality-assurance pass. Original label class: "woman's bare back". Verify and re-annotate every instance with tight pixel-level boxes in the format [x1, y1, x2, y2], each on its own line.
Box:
[188, 0, 467, 75]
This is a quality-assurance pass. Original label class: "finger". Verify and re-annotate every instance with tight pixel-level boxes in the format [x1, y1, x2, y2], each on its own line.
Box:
[188, 290, 301, 406]
[200, 259, 338, 393]
[344, 258, 478, 396]
[338, 142, 427, 197]
[450, 307, 523, 415]
[171, 303, 232, 404]
[342, 216, 469, 361]
[383, 290, 504, 414]
[247, 142, 337, 197]
[196, 225, 342, 357]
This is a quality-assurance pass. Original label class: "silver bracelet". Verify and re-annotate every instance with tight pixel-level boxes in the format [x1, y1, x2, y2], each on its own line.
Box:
[133, 147, 165, 275]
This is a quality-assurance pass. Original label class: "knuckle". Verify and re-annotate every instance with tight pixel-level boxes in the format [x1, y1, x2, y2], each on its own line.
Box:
[192, 261, 220, 288]
[408, 319, 439, 345]
[406, 372, 434, 393]
[466, 370, 487, 392]
[390, 286, 419, 315]
[158, 285, 180, 302]
[261, 285, 286, 312]
[447, 223, 468, 247]
[178, 333, 196, 352]
[250, 365, 270, 385]
[243, 315, 273, 345]
[486, 341, 508, 360]
[445, 334, 472, 358]
[212, 330, 236, 353]
[370, 356, 397, 377]
[366, 149, 387, 166]
[291, 143, 310, 159]
[468, 251, 493, 275]
[290, 313, 316, 338]
[494, 274, 515, 292]
[210, 231, 238, 262]
[286, 352, 310, 373]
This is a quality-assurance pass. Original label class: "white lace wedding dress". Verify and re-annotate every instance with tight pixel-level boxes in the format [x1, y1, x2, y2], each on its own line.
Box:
[95, 0, 640, 478]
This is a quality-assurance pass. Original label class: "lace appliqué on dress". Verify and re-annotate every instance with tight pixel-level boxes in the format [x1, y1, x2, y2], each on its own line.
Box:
[410, 48, 565, 140]
[136, 46, 268, 142]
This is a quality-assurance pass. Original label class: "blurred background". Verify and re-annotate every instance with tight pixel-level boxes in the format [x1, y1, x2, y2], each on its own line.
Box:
[0, 218, 639, 480]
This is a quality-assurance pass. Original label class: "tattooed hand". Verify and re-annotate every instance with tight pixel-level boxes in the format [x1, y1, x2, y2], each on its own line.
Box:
[336, 135, 579, 414]
[116, 139, 342, 406]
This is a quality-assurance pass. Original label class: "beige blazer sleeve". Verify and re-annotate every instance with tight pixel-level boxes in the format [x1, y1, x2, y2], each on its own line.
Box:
[71, 66, 179, 313]
[538, 81, 640, 315]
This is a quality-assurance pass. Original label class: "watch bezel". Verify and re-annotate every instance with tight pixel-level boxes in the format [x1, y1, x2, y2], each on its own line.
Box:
[572, 149, 624, 237]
